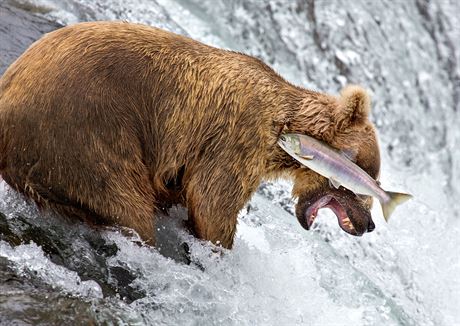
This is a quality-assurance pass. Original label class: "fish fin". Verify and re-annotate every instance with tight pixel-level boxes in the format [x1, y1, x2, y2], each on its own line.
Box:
[329, 177, 341, 189]
[298, 154, 314, 160]
[340, 148, 358, 162]
[381, 191, 413, 221]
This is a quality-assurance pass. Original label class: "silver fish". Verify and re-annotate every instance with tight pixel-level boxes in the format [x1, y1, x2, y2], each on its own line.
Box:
[278, 133, 412, 221]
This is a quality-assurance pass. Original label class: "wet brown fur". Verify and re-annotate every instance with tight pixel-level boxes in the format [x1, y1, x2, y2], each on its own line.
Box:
[0, 22, 380, 248]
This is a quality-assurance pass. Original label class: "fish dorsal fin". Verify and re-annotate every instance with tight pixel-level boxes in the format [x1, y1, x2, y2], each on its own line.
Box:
[341, 148, 358, 162]
[329, 177, 341, 189]
[298, 154, 314, 160]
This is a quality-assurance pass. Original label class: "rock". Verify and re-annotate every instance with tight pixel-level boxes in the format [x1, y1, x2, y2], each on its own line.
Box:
[0, 1, 61, 75]
[0, 256, 99, 325]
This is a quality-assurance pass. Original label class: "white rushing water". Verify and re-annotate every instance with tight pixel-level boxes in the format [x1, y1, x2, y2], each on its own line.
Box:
[1, 0, 459, 325]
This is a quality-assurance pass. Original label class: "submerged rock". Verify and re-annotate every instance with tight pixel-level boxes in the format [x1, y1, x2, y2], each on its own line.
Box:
[0, 255, 98, 325]
[0, 204, 148, 302]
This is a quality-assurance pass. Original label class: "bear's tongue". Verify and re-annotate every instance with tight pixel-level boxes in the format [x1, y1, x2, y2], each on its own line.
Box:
[304, 195, 357, 235]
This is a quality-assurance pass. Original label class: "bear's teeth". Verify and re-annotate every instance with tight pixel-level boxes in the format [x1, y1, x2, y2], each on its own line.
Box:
[342, 217, 355, 231]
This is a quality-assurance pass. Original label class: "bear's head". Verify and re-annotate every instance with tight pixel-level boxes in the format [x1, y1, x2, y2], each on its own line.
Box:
[286, 85, 380, 235]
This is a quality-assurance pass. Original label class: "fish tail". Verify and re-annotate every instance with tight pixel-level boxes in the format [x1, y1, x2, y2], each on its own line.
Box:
[381, 191, 412, 221]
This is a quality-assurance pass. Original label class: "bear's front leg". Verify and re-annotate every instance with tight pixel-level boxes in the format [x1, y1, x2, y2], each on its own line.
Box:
[184, 166, 260, 249]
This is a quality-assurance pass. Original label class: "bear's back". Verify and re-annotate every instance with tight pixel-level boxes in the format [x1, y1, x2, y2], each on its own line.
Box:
[0, 22, 282, 192]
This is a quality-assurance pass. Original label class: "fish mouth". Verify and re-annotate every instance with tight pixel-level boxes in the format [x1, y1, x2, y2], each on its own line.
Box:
[296, 190, 375, 236]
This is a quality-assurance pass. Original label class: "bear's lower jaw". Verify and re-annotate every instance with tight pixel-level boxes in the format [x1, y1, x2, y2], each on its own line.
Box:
[299, 194, 371, 236]
[322, 196, 359, 235]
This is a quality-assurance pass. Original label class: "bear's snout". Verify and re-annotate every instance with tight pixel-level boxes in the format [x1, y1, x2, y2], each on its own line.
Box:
[295, 187, 375, 236]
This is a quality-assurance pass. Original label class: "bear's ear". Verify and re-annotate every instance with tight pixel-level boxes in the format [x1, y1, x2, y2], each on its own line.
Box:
[336, 85, 370, 129]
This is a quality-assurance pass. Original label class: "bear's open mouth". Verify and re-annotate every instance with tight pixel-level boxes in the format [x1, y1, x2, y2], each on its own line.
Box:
[304, 195, 357, 235]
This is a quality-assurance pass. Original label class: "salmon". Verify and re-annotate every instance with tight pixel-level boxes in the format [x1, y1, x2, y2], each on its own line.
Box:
[278, 133, 412, 221]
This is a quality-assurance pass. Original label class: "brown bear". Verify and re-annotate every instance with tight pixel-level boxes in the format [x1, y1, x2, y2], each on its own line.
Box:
[0, 22, 380, 249]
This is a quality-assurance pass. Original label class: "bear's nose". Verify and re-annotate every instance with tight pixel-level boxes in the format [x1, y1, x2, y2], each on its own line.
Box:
[367, 219, 375, 232]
